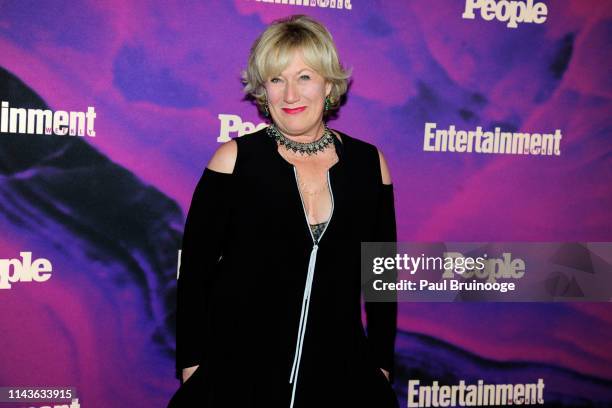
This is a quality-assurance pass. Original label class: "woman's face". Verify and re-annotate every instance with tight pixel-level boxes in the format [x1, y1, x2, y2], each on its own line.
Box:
[264, 50, 332, 138]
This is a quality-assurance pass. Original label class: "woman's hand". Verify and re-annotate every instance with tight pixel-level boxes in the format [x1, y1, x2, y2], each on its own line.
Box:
[380, 368, 390, 381]
[182, 365, 199, 384]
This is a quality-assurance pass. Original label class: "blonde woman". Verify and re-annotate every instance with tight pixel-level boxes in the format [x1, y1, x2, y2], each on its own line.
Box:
[169, 15, 398, 408]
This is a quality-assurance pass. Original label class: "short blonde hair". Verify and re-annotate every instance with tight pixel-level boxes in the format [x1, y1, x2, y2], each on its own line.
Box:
[242, 15, 351, 114]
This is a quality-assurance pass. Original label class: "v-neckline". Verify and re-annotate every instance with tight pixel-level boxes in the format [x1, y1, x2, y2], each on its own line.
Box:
[293, 166, 334, 245]
[263, 126, 345, 245]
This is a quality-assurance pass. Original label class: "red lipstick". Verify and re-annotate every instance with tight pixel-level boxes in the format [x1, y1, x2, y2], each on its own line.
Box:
[282, 106, 307, 114]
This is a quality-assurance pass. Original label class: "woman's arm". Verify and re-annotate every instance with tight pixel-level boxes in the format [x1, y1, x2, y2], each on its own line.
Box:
[207, 140, 237, 174]
[377, 149, 392, 185]
[181, 365, 199, 383]
[176, 141, 237, 383]
[364, 148, 397, 383]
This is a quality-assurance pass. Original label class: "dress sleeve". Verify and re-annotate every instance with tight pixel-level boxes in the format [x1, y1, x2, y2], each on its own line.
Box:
[176, 167, 233, 379]
[365, 183, 398, 383]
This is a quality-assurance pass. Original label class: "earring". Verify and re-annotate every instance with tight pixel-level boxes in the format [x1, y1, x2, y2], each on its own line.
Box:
[324, 96, 331, 113]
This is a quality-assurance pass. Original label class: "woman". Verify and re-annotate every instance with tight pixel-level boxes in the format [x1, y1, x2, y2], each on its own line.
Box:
[169, 14, 399, 408]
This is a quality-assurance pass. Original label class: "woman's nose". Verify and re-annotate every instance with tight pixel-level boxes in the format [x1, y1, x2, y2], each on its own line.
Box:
[284, 81, 299, 104]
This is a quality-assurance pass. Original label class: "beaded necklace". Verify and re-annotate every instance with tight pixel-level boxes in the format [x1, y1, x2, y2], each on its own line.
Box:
[266, 123, 334, 155]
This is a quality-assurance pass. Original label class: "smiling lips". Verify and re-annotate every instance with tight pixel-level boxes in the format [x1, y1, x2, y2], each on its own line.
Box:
[282, 106, 307, 114]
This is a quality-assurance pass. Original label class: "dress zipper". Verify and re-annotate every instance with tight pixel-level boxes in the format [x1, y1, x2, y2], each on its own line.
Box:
[289, 166, 335, 408]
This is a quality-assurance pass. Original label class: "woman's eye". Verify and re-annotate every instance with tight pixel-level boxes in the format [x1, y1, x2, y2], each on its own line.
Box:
[270, 77, 282, 84]
[300, 75, 311, 80]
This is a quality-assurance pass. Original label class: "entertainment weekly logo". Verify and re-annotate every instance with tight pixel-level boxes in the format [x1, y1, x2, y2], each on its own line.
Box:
[251, 0, 352, 10]
[0, 252, 53, 289]
[462, 0, 548, 28]
[423, 122, 562, 156]
[408, 378, 545, 407]
[0, 101, 97, 137]
[217, 114, 267, 142]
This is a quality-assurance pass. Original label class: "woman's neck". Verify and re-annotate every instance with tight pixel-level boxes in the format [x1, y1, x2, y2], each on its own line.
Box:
[277, 121, 326, 143]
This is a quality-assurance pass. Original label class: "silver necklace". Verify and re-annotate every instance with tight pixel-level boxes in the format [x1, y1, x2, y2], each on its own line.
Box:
[266, 123, 334, 155]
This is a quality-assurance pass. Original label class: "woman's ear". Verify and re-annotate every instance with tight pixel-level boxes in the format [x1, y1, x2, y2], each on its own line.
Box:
[325, 81, 332, 97]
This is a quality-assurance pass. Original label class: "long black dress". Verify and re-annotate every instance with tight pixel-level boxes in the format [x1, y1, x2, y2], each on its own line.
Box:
[169, 127, 399, 407]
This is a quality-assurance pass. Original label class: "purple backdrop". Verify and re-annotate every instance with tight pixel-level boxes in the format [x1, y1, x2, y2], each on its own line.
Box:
[1, 1, 611, 406]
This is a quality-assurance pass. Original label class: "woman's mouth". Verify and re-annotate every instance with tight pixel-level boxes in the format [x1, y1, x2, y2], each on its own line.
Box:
[282, 106, 307, 114]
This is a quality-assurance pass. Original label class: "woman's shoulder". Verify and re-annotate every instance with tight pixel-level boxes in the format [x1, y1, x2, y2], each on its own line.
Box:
[234, 126, 273, 157]
[332, 128, 379, 159]
[207, 138, 237, 174]
[332, 128, 392, 184]
[208, 127, 270, 173]
[235, 126, 269, 147]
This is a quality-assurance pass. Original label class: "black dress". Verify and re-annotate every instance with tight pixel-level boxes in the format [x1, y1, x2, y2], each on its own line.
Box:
[169, 127, 399, 407]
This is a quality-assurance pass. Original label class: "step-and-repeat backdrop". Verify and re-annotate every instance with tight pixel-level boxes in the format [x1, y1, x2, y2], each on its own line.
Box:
[1, 1, 611, 407]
